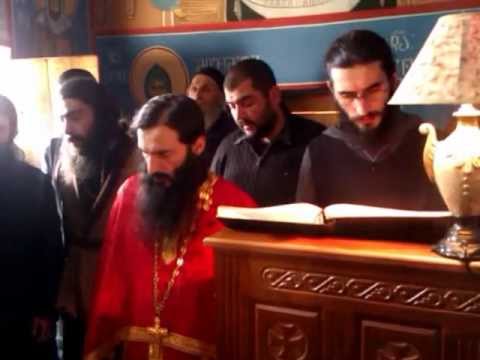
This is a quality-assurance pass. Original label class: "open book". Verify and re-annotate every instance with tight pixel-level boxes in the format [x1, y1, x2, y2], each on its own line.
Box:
[217, 203, 452, 237]
[218, 203, 451, 225]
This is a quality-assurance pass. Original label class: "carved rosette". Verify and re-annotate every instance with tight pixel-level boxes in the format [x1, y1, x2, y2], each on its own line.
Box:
[267, 322, 308, 360]
[262, 268, 480, 314]
[376, 341, 421, 360]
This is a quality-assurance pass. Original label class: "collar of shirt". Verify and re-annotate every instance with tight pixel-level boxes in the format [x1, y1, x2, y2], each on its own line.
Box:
[233, 114, 293, 148]
[325, 107, 419, 163]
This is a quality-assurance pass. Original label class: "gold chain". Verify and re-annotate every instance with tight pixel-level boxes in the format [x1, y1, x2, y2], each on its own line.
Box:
[152, 173, 218, 320]
[153, 233, 190, 317]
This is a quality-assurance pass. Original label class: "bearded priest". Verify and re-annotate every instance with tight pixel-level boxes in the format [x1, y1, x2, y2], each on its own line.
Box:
[84, 94, 255, 359]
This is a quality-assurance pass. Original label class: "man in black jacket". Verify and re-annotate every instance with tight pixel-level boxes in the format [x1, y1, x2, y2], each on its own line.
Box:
[211, 59, 324, 206]
[0, 94, 63, 359]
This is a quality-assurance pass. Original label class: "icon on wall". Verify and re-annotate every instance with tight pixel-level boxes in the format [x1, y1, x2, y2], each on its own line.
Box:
[11, 0, 92, 58]
[129, 46, 190, 106]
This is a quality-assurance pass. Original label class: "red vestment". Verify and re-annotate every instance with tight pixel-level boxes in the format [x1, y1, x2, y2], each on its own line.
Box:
[84, 174, 255, 359]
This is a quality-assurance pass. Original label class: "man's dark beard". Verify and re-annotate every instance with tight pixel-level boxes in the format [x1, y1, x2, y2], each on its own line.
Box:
[245, 104, 277, 140]
[337, 104, 399, 146]
[336, 83, 397, 145]
[71, 120, 105, 158]
[67, 153, 102, 184]
[136, 151, 208, 241]
[60, 123, 105, 185]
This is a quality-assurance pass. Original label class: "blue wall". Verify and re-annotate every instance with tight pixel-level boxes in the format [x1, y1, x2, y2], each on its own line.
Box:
[96, 6, 479, 124]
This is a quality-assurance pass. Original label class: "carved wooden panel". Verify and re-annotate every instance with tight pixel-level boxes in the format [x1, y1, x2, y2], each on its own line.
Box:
[361, 320, 438, 360]
[216, 253, 244, 360]
[208, 229, 480, 360]
[455, 337, 480, 360]
[255, 304, 321, 360]
[262, 267, 480, 315]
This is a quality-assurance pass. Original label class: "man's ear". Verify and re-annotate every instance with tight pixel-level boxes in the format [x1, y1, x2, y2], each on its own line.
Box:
[268, 85, 282, 106]
[327, 80, 334, 93]
[191, 135, 206, 156]
[390, 73, 400, 90]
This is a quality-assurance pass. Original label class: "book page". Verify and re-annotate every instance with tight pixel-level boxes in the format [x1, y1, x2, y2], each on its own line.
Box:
[324, 203, 451, 220]
[217, 203, 324, 225]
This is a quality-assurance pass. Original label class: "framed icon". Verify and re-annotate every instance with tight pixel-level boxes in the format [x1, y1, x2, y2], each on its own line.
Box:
[129, 46, 189, 106]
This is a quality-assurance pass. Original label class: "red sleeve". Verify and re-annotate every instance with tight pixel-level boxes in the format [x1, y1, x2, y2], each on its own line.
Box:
[213, 177, 257, 209]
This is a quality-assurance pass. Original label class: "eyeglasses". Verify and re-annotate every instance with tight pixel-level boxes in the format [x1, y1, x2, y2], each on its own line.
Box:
[334, 81, 389, 104]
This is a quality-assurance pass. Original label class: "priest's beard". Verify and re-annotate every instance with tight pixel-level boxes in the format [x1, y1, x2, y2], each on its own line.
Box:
[136, 150, 208, 242]
[59, 128, 104, 186]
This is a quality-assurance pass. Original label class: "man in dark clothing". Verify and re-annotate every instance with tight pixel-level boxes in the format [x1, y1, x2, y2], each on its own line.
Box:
[211, 59, 324, 206]
[0, 94, 63, 359]
[44, 79, 141, 360]
[296, 30, 444, 211]
[187, 66, 236, 164]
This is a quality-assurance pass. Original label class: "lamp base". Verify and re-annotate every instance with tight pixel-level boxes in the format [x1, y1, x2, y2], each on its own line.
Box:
[433, 217, 480, 260]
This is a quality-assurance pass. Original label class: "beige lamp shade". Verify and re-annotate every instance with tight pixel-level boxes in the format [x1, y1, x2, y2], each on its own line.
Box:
[389, 12, 480, 105]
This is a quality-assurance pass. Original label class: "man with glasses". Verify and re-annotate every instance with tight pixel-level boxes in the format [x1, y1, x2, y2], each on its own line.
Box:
[296, 30, 443, 210]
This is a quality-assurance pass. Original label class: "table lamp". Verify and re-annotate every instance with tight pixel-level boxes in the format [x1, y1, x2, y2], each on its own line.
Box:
[389, 11, 480, 260]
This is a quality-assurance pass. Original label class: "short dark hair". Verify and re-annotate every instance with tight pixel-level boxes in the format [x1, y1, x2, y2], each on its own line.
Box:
[192, 67, 225, 92]
[132, 94, 205, 145]
[325, 30, 396, 79]
[0, 94, 17, 142]
[58, 68, 96, 85]
[60, 78, 122, 140]
[224, 58, 277, 95]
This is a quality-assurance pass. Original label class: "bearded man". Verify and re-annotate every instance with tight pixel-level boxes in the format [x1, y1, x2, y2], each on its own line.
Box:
[211, 58, 324, 206]
[296, 30, 444, 211]
[44, 78, 141, 360]
[84, 94, 254, 359]
[0, 95, 63, 359]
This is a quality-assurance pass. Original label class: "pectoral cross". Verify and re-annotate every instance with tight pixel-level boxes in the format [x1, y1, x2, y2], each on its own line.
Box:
[147, 316, 168, 360]
[101, 319, 215, 360]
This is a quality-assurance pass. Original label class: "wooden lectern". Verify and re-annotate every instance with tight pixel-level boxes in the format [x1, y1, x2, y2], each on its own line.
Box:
[205, 228, 480, 360]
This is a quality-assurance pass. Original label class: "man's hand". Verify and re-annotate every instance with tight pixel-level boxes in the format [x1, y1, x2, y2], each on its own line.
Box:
[32, 316, 53, 343]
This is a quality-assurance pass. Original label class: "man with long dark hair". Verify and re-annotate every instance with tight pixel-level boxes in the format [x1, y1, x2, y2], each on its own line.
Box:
[296, 30, 444, 211]
[84, 94, 254, 359]
[44, 78, 141, 360]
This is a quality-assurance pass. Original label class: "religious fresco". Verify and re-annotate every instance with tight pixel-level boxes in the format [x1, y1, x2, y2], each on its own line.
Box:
[228, 0, 374, 20]
[226, 0, 454, 21]
[93, 0, 454, 33]
[225, 0, 457, 21]
[94, 0, 226, 32]
[10, 0, 91, 58]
